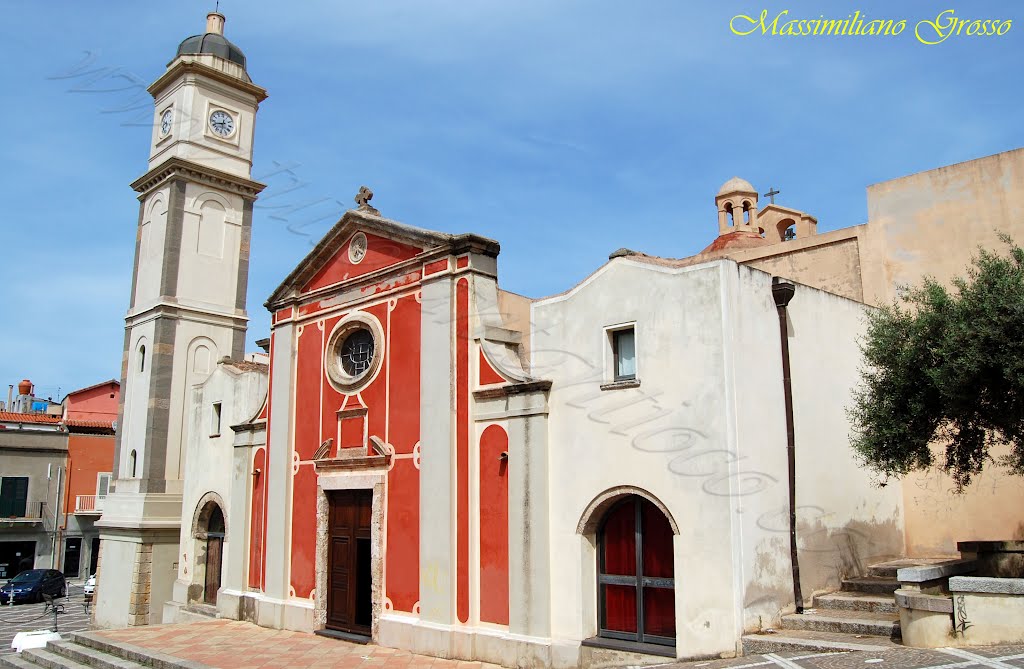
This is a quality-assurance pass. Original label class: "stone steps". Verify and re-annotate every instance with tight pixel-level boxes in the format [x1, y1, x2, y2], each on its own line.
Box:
[813, 591, 898, 614]
[0, 632, 210, 669]
[744, 560, 907, 654]
[19, 648, 92, 669]
[46, 641, 146, 669]
[781, 609, 899, 637]
[841, 577, 901, 595]
[741, 628, 901, 654]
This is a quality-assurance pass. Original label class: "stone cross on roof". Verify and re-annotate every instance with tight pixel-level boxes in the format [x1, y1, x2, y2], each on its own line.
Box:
[354, 185, 380, 215]
[764, 186, 781, 204]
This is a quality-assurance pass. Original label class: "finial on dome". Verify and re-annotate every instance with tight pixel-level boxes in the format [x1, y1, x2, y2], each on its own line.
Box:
[206, 11, 226, 35]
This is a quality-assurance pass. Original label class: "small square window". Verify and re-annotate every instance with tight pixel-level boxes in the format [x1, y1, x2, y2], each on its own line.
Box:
[211, 402, 222, 437]
[612, 327, 637, 381]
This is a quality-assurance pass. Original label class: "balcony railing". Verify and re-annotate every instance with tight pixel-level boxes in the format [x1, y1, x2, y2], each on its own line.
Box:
[75, 495, 105, 514]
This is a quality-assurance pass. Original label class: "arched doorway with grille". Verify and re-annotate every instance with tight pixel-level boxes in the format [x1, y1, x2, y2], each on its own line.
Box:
[596, 495, 676, 648]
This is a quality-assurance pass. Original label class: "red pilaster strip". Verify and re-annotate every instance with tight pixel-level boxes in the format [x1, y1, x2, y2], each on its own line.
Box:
[456, 278, 470, 624]
[479, 425, 509, 625]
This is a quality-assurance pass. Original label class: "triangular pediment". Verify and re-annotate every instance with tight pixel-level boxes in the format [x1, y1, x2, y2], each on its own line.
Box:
[266, 208, 493, 308]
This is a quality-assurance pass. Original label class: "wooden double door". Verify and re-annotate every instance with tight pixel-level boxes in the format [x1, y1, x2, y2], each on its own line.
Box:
[327, 489, 373, 636]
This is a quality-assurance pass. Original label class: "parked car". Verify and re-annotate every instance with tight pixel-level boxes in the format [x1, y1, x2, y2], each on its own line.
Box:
[83, 574, 96, 596]
[0, 569, 67, 604]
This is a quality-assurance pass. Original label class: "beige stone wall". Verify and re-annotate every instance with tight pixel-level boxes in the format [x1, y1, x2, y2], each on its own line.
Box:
[740, 231, 865, 302]
[861, 147, 1024, 307]
[497, 288, 532, 363]
[863, 148, 1024, 557]
[719, 148, 1024, 558]
[903, 445, 1024, 557]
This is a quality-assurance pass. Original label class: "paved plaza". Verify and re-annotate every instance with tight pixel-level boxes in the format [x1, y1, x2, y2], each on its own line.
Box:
[0, 581, 92, 655]
[4, 611, 1024, 669]
[87, 620, 1024, 669]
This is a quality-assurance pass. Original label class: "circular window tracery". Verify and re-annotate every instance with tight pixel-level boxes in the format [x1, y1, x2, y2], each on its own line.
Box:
[324, 314, 384, 393]
[340, 328, 375, 377]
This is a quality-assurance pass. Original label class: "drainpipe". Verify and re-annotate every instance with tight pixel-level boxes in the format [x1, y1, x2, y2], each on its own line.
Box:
[51, 465, 63, 569]
[772, 277, 803, 614]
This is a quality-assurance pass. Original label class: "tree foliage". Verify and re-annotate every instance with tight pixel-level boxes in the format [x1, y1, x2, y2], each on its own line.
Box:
[849, 236, 1024, 490]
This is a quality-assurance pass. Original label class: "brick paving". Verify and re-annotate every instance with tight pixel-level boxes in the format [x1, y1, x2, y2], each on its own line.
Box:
[96, 620, 504, 669]
[91, 620, 1024, 669]
[0, 582, 92, 654]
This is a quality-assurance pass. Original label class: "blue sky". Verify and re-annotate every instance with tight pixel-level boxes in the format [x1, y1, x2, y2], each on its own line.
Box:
[0, 0, 1020, 399]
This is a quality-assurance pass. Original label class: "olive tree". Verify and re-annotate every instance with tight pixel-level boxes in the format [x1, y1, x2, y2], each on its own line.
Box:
[849, 236, 1024, 490]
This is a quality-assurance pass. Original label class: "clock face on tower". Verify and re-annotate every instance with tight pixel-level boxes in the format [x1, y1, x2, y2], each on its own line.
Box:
[160, 109, 173, 136]
[209, 110, 235, 137]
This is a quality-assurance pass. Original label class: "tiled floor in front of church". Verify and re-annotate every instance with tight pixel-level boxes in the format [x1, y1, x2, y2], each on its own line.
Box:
[94, 620, 1024, 669]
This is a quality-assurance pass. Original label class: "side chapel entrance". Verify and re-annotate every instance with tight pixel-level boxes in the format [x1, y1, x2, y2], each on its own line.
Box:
[327, 489, 373, 637]
[598, 496, 676, 647]
[204, 505, 225, 605]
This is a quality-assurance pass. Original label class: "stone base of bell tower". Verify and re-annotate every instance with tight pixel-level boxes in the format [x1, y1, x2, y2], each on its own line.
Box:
[93, 488, 182, 628]
[93, 528, 181, 628]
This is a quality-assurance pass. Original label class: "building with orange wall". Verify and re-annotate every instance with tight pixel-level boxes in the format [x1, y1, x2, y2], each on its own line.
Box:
[60, 380, 119, 579]
[0, 379, 118, 580]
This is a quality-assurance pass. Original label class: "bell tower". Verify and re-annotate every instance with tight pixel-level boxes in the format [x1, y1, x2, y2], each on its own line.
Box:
[715, 176, 760, 235]
[94, 12, 267, 628]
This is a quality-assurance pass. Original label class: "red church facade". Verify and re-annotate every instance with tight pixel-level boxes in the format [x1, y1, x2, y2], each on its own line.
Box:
[245, 207, 533, 652]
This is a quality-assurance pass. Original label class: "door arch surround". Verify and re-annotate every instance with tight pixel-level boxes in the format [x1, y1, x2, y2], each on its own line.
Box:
[190, 492, 228, 606]
[577, 486, 679, 649]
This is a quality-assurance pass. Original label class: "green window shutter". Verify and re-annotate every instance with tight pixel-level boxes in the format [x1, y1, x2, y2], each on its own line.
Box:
[0, 477, 29, 517]
[13, 477, 27, 517]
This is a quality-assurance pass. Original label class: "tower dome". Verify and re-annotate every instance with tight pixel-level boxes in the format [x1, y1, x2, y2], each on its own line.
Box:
[717, 176, 756, 196]
[175, 12, 246, 69]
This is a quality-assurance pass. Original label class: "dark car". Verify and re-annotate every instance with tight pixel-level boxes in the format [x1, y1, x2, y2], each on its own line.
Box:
[0, 569, 66, 604]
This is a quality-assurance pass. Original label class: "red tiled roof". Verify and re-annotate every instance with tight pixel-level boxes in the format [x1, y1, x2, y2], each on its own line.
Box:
[699, 230, 772, 254]
[65, 418, 116, 434]
[0, 411, 62, 425]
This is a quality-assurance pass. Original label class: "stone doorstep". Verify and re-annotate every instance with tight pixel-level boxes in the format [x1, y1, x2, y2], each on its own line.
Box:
[949, 576, 1024, 594]
[896, 559, 977, 584]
